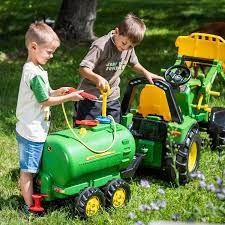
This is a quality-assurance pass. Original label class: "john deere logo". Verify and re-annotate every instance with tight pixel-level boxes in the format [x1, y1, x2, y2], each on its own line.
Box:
[47, 146, 52, 152]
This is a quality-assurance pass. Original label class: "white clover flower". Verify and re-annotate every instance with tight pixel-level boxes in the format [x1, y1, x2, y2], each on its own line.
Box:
[140, 179, 150, 188]
[128, 212, 137, 220]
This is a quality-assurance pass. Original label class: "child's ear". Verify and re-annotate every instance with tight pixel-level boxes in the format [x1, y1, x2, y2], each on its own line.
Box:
[30, 42, 37, 50]
[115, 27, 120, 35]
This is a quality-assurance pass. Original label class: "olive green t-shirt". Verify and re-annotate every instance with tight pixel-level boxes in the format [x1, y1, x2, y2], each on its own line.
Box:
[78, 31, 139, 102]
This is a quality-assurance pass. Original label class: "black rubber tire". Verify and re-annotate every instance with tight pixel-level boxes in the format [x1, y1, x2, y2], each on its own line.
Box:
[209, 132, 220, 150]
[208, 107, 225, 150]
[75, 187, 105, 218]
[104, 179, 131, 208]
[165, 126, 201, 185]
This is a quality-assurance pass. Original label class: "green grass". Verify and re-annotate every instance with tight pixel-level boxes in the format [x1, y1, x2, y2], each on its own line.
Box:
[1, 0, 225, 224]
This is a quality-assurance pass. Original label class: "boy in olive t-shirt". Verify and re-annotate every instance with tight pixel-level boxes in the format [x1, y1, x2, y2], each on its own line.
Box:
[76, 13, 164, 123]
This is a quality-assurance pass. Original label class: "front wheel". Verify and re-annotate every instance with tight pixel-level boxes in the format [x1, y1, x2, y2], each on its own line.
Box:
[165, 127, 201, 184]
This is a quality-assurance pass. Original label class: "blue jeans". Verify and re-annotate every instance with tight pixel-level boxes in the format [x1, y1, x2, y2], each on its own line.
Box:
[16, 131, 44, 173]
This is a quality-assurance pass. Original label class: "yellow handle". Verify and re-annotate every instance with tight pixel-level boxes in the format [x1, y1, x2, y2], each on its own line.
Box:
[192, 94, 212, 112]
[191, 104, 211, 112]
[208, 90, 220, 96]
[196, 94, 203, 110]
[100, 85, 110, 117]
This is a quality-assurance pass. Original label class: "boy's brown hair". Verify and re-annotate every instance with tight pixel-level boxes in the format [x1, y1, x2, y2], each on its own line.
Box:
[25, 22, 60, 48]
[117, 13, 146, 45]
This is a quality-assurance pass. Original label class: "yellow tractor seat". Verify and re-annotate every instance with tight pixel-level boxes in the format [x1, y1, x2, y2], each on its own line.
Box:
[138, 80, 183, 123]
[138, 85, 171, 121]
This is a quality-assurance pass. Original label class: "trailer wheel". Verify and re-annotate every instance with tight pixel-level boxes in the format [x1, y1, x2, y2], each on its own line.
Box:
[165, 127, 201, 184]
[104, 179, 131, 208]
[75, 187, 105, 218]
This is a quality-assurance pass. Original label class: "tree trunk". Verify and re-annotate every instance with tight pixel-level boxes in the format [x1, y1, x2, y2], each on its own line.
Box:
[55, 0, 97, 43]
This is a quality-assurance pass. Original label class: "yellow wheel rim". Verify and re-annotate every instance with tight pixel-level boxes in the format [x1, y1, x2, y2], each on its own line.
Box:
[85, 196, 101, 217]
[112, 188, 126, 208]
[188, 141, 197, 172]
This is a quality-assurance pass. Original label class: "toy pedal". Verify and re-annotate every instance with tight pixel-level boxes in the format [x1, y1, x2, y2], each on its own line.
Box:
[29, 194, 48, 212]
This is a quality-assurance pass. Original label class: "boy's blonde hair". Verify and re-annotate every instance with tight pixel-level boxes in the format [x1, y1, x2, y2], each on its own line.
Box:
[25, 22, 60, 48]
[117, 13, 146, 45]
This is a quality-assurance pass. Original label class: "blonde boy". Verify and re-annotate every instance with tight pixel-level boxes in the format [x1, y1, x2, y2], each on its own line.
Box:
[76, 13, 164, 123]
[16, 22, 83, 213]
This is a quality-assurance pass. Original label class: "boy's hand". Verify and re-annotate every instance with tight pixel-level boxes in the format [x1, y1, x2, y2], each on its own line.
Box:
[145, 72, 165, 84]
[53, 87, 70, 96]
[132, 63, 165, 84]
[59, 87, 70, 95]
[96, 76, 109, 91]
[68, 90, 84, 101]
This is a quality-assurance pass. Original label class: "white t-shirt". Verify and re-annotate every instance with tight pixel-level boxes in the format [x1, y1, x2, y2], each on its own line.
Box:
[16, 62, 51, 142]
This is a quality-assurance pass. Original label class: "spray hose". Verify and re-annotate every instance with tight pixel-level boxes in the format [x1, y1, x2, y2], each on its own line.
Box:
[61, 102, 117, 154]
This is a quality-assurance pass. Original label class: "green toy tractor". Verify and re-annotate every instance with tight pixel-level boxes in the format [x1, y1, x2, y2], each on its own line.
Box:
[121, 32, 225, 184]
[121, 77, 201, 184]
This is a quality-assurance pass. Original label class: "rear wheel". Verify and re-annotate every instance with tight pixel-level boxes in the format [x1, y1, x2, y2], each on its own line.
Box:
[208, 107, 225, 150]
[104, 179, 131, 208]
[75, 187, 105, 218]
[165, 127, 201, 184]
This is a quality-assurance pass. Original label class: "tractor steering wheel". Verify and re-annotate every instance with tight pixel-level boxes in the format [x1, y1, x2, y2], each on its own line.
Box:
[164, 65, 191, 86]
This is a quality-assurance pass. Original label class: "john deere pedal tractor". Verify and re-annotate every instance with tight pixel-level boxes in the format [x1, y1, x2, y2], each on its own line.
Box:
[121, 77, 201, 184]
[121, 32, 225, 184]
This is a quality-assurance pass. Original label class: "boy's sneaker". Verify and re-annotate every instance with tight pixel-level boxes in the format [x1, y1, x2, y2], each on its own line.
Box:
[21, 204, 31, 218]
[21, 204, 44, 218]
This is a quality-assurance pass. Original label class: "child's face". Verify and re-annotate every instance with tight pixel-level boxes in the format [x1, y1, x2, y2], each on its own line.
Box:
[31, 41, 59, 65]
[113, 28, 134, 52]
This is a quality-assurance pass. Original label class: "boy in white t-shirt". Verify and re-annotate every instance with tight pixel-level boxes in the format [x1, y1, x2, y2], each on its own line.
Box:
[16, 22, 83, 214]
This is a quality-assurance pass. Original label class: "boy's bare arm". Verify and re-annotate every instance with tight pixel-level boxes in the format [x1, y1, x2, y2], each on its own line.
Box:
[132, 63, 165, 83]
[79, 67, 109, 90]
[41, 91, 84, 107]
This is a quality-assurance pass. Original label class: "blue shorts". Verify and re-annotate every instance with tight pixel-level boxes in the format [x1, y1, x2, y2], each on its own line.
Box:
[16, 131, 44, 173]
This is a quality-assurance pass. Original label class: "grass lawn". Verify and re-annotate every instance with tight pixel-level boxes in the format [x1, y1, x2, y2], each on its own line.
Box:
[1, 0, 225, 224]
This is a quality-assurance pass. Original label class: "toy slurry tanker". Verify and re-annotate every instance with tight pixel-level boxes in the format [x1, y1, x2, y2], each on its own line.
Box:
[30, 33, 225, 217]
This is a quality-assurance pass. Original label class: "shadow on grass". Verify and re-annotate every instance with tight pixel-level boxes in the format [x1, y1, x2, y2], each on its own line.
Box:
[7, 168, 20, 182]
[1, 168, 81, 218]
[0, 108, 17, 136]
[1, 0, 225, 51]
[136, 167, 175, 188]
[2, 168, 80, 218]
[0, 0, 61, 50]
[0, 195, 23, 211]
[0, 168, 21, 210]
